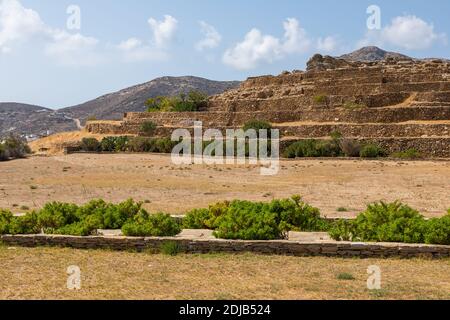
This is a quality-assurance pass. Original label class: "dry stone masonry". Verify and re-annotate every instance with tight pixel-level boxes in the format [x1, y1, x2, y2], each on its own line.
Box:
[86, 55, 450, 157]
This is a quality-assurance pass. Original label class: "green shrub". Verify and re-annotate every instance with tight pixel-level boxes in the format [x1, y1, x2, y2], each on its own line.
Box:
[243, 120, 273, 133]
[360, 144, 385, 158]
[211, 196, 328, 240]
[343, 102, 367, 110]
[423, 215, 450, 245]
[282, 139, 341, 158]
[122, 212, 181, 237]
[80, 138, 100, 152]
[160, 241, 181, 256]
[100, 136, 129, 152]
[140, 121, 157, 137]
[337, 273, 355, 280]
[313, 94, 328, 104]
[392, 149, 423, 159]
[330, 202, 427, 243]
[0, 135, 30, 161]
[0, 210, 13, 234]
[37, 202, 79, 231]
[328, 219, 354, 241]
[182, 208, 214, 229]
[8, 212, 41, 235]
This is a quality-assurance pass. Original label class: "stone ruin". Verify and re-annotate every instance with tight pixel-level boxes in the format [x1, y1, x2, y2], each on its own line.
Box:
[86, 55, 450, 157]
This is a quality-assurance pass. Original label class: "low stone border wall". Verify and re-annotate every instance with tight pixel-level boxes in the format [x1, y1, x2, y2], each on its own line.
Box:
[1, 235, 449, 259]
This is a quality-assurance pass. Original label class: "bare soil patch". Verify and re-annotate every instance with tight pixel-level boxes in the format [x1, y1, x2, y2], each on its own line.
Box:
[0, 154, 449, 217]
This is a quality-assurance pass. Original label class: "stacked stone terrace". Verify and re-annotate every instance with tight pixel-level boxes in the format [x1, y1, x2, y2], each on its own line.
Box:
[86, 54, 450, 157]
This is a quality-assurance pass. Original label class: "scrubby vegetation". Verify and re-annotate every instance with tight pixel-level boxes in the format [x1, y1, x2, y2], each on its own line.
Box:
[313, 94, 328, 105]
[329, 202, 450, 245]
[1, 197, 448, 245]
[0, 135, 31, 161]
[359, 144, 386, 158]
[145, 91, 208, 112]
[183, 196, 330, 240]
[140, 121, 157, 137]
[79, 136, 177, 154]
[282, 133, 387, 159]
[242, 120, 273, 133]
[0, 199, 180, 237]
[391, 148, 423, 159]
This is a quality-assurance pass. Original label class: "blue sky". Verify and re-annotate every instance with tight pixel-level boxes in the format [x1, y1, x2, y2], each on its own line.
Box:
[0, 0, 449, 109]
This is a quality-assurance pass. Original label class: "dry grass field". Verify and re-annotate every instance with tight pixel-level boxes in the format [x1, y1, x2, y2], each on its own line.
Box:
[0, 154, 449, 217]
[0, 246, 448, 300]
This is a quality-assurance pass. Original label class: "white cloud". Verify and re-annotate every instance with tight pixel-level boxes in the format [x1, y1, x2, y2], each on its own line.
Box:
[196, 21, 221, 51]
[0, 0, 100, 66]
[360, 15, 447, 50]
[148, 14, 178, 48]
[0, 0, 45, 52]
[118, 37, 142, 51]
[223, 18, 312, 70]
[45, 30, 100, 66]
[117, 37, 167, 62]
[317, 36, 339, 53]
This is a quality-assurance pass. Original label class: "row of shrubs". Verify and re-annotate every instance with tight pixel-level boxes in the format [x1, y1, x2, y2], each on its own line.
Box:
[80, 136, 177, 153]
[182, 196, 329, 240]
[80, 136, 274, 157]
[1, 197, 448, 245]
[0, 199, 180, 237]
[283, 132, 422, 159]
[329, 202, 450, 245]
[0, 135, 31, 161]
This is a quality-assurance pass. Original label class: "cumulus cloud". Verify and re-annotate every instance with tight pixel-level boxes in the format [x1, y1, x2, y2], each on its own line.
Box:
[360, 15, 447, 50]
[117, 37, 167, 62]
[0, 0, 45, 52]
[0, 0, 100, 66]
[148, 14, 178, 48]
[317, 36, 339, 53]
[196, 21, 221, 51]
[45, 30, 100, 66]
[223, 18, 312, 70]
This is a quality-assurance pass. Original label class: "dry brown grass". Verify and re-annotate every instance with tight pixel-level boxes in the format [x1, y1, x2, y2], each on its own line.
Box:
[28, 131, 128, 155]
[0, 154, 449, 217]
[0, 246, 448, 300]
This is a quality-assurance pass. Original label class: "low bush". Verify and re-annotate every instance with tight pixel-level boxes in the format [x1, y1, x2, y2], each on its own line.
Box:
[80, 138, 101, 152]
[140, 121, 157, 137]
[313, 94, 328, 105]
[184, 196, 328, 240]
[282, 139, 341, 158]
[121, 212, 181, 237]
[0, 210, 13, 234]
[329, 202, 450, 245]
[391, 149, 423, 159]
[0, 135, 31, 161]
[360, 144, 385, 158]
[160, 241, 181, 256]
[343, 101, 367, 110]
[243, 120, 273, 133]
[100, 136, 129, 152]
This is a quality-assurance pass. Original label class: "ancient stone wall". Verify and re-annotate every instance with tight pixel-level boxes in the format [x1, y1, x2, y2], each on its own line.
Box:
[1, 234, 449, 258]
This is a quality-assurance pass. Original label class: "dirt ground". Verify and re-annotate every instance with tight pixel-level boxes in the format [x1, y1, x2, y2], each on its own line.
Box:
[0, 246, 448, 300]
[0, 153, 449, 217]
